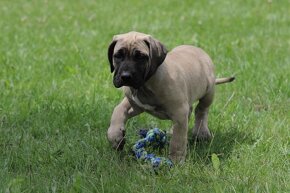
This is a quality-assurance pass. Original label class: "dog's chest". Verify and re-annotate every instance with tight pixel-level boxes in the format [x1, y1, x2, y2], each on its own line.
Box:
[126, 87, 170, 120]
[130, 86, 158, 110]
[132, 94, 155, 111]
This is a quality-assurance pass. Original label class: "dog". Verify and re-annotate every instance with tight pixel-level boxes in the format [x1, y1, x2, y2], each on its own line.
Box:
[107, 31, 234, 162]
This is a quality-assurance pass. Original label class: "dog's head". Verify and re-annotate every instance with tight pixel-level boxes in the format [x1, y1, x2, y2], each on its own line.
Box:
[108, 31, 167, 89]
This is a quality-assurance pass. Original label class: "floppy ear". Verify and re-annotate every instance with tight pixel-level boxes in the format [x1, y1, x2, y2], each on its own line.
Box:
[107, 36, 119, 73]
[144, 36, 167, 80]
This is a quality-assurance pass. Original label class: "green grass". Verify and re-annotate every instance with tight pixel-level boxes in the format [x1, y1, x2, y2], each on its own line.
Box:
[0, 0, 289, 192]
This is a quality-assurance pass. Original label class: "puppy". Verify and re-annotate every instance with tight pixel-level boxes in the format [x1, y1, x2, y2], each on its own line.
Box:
[107, 31, 234, 162]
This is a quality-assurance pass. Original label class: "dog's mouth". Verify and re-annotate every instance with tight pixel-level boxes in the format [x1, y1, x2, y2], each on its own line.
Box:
[113, 75, 143, 89]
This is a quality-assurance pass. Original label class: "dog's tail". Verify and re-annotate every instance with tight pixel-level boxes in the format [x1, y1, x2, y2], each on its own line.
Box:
[215, 76, 235, 85]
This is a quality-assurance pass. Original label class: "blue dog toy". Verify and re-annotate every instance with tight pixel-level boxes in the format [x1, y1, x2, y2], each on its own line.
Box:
[132, 128, 173, 170]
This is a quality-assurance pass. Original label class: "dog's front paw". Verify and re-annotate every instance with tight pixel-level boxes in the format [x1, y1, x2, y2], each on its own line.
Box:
[107, 126, 126, 150]
[169, 145, 186, 163]
[169, 153, 186, 164]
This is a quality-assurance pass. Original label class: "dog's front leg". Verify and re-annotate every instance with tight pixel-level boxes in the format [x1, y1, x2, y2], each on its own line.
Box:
[169, 105, 189, 163]
[107, 97, 143, 150]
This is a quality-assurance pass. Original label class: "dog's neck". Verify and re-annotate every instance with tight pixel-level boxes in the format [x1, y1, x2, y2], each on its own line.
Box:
[130, 85, 159, 105]
[130, 86, 153, 98]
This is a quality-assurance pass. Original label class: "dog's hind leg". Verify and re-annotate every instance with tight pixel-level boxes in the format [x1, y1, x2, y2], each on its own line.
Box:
[107, 97, 143, 150]
[192, 88, 214, 141]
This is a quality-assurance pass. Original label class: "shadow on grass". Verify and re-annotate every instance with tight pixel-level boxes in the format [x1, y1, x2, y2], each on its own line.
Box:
[188, 127, 256, 161]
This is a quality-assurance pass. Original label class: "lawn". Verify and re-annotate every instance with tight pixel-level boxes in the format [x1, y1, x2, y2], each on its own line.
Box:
[0, 0, 289, 192]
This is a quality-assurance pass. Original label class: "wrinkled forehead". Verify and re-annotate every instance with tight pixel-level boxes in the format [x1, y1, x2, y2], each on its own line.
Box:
[114, 34, 149, 54]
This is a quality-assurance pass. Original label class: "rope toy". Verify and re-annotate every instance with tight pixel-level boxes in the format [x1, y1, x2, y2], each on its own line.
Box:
[132, 128, 173, 170]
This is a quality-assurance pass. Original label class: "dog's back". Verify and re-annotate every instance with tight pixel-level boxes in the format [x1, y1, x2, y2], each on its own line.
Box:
[155, 45, 216, 104]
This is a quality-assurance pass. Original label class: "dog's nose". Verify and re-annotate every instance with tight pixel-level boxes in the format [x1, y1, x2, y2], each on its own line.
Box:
[121, 72, 132, 82]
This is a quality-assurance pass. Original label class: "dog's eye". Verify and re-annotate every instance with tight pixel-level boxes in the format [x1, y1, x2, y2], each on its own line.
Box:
[134, 51, 147, 60]
[114, 52, 124, 60]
